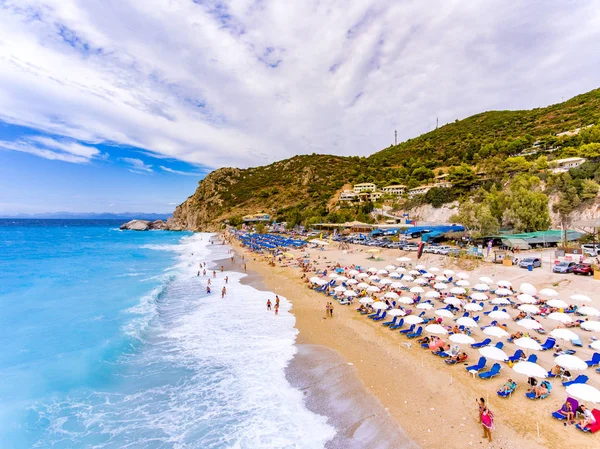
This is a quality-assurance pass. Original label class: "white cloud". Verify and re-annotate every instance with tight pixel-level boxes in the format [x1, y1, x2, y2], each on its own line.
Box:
[0, 1, 599, 169]
[0, 136, 99, 163]
[160, 165, 203, 176]
[120, 157, 153, 173]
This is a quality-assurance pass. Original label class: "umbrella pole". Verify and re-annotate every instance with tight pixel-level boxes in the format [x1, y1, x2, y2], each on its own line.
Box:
[536, 422, 540, 438]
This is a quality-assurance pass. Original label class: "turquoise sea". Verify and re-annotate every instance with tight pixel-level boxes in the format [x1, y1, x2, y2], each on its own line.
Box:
[0, 220, 333, 448]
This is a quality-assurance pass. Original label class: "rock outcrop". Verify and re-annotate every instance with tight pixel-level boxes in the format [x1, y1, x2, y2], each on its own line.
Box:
[120, 219, 183, 231]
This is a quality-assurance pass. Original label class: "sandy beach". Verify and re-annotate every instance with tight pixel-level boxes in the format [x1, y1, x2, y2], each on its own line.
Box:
[228, 236, 600, 449]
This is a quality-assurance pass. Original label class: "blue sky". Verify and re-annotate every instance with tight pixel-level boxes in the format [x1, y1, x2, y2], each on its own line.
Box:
[1, 1, 600, 214]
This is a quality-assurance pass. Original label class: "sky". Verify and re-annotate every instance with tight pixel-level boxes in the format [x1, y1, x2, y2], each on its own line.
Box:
[1, 0, 600, 214]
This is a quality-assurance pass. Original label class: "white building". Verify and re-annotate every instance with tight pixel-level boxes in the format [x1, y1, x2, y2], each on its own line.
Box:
[550, 157, 586, 173]
[381, 184, 406, 195]
[353, 183, 377, 193]
[408, 186, 431, 198]
[339, 191, 359, 201]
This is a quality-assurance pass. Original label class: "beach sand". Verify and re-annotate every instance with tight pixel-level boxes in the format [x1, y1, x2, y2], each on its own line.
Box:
[229, 237, 599, 449]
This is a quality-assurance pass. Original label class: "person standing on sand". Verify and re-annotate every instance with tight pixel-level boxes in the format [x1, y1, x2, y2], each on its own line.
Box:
[481, 406, 494, 442]
[208, 279, 211, 286]
[222, 286, 226, 298]
[329, 302, 334, 318]
[274, 303, 279, 315]
[221, 265, 224, 272]
[225, 276, 229, 284]
[213, 270, 216, 278]
[275, 296, 280, 308]
[267, 299, 272, 311]
[244, 263, 247, 272]
[325, 303, 330, 317]
[476, 398, 485, 423]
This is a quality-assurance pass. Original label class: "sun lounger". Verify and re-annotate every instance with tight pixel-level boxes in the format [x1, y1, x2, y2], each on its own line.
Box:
[585, 352, 600, 367]
[445, 354, 467, 365]
[562, 375, 588, 387]
[390, 318, 404, 330]
[407, 326, 423, 339]
[382, 316, 399, 327]
[526, 354, 537, 363]
[372, 311, 387, 322]
[552, 397, 578, 420]
[554, 349, 576, 356]
[540, 338, 556, 351]
[484, 306, 499, 316]
[466, 357, 486, 372]
[478, 363, 501, 379]
[575, 409, 600, 433]
[526, 380, 552, 399]
[495, 342, 504, 349]
[507, 350, 524, 363]
[572, 336, 583, 347]
[400, 324, 415, 335]
[368, 310, 381, 319]
[497, 382, 517, 397]
[471, 338, 492, 348]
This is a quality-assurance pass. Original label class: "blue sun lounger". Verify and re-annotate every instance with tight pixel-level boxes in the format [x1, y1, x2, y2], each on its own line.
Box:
[526, 380, 552, 399]
[507, 349, 524, 363]
[585, 352, 600, 367]
[465, 357, 486, 373]
[390, 318, 404, 330]
[407, 326, 423, 339]
[400, 324, 415, 335]
[479, 363, 501, 379]
[372, 311, 387, 322]
[552, 397, 578, 420]
[382, 316, 400, 327]
[471, 338, 491, 349]
[562, 375, 588, 387]
[497, 381, 517, 397]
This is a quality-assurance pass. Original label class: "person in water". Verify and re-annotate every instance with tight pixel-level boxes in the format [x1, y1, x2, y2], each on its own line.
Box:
[206, 286, 211, 294]
[222, 286, 227, 298]
[274, 303, 279, 315]
[266, 299, 272, 311]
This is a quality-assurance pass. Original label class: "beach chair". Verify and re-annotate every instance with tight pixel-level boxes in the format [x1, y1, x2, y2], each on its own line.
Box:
[526, 381, 552, 399]
[471, 338, 491, 349]
[466, 357, 486, 373]
[407, 326, 423, 339]
[495, 342, 504, 349]
[575, 409, 600, 433]
[562, 375, 588, 387]
[382, 316, 399, 327]
[372, 311, 387, 322]
[390, 318, 404, 330]
[368, 310, 381, 319]
[540, 338, 556, 351]
[445, 354, 467, 365]
[526, 354, 537, 363]
[507, 350, 524, 363]
[552, 397, 579, 420]
[484, 306, 499, 316]
[554, 349, 577, 356]
[400, 324, 415, 335]
[478, 363, 501, 379]
[572, 336, 583, 347]
[497, 382, 517, 397]
[585, 352, 600, 367]
[597, 367, 600, 374]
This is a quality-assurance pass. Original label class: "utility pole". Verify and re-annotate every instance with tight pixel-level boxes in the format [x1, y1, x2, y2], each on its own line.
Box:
[394, 130, 397, 146]
[436, 117, 439, 130]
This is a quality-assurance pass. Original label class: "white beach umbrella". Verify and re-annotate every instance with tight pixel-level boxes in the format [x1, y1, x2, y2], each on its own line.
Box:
[443, 269, 455, 276]
[425, 324, 448, 335]
[385, 265, 396, 271]
[397, 296, 414, 305]
[435, 309, 454, 319]
[396, 257, 412, 262]
[371, 301, 388, 310]
[539, 288, 558, 298]
[518, 304, 540, 314]
[359, 297, 375, 304]
[479, 276, 494, 284]
[547, 312, 573, 324]
[396, 267, 407, 273]
[409, 270, 421, 276]
[566, 384, 600, 404]
[465, 303, 483, 312]
[514, 337, 543, 351]
[366, 286, 381, 294]
[450, 287, 467, 295]
[389, 272, 402, 279]
[546, 299, 569, 309]
[415, 264, 426, 270]
[434, 283, 448, 290]
[491, 298, 511, 305]
[457, 272, 470, 279]
[591, 340, 600, 351]
[309, 276, 321, 283]
[379, 278, 393, 285]
[479, 346, 509, 361]
[348, 269, 359, 276]
[512, 361, 547, 378]
[357, 282, 370, 289]
[344, 290, 357, 297]
[405, 315, 424, 324]
[578, 306, 600, 317]
[517, 318, 543, 330]
[334, 286, 347, 293]
[457, 317, 478, 328]
[403, 275, 415, 282]
[417, 302, 434, 310]
[470, 292, 489, 301]
[549, 328, 580, 342]
[473, 283, 490, 292]
[425, 291, 441, 299]
[488, 310, 511, 321]
[315, 278, 329, 286]
[435, 275, 448, 282]
[368, 275, 380, 282]
[414, 278, 428, 285]
[329, 273, 339, 278]
[390, 282, 405, 289]
[367, 267, 378, 273]
[444, 297, 461, 307]
[495, 288, 512, 296]
[520, 283, 537, 296]
[497, 280, 512, 288]
[456, 280, 471, 287]
[450, 334, 475, 344]
[429, 267, 440, 273]
[387, 309, 406, 317]
[517, 294, 537, 304]
[570, 294, 591, 303]
[384, 292, 400, 300]
[347, 279, 358, 285]
[356, 273, 369, 279]
[581, 321, 600, 332]
[422, 272, 435, 279]
[483, 326, 510, 338]
[555, 354, 588, 371]
[377, 269, 389, 276]
[410, 286, 425, 294]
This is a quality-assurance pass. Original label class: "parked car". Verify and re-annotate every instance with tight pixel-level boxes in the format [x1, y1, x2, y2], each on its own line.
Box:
[405, 244, 419, 251]
[434, 245, 452, 255]
[423, 245, 437, 253]
[573, 264, 594, 276]
[519, 257, 541, 269]
[581, 244, 599, 257]
[553, 261, 576, 274]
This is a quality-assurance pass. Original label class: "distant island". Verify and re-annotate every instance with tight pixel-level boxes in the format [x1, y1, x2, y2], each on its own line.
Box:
[2, 212, 172, 220]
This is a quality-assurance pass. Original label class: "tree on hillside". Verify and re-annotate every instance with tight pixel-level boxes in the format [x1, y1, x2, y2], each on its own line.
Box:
[578, 142, 600, 159]
[502, 175, 550, 232]
[450, 201, 499, 237]
[580, 179, 600, 200]
[448, 164, 478, 190]
[411, 167, 435, 182]
[534, 155, 549, 171]
[501, 156, 532, 173]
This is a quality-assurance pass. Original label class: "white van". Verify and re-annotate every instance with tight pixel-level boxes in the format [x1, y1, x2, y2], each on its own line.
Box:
[581, 244, 600, 257]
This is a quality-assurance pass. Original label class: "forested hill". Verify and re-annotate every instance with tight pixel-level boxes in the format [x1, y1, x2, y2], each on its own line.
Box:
[173, 88, 600, 231]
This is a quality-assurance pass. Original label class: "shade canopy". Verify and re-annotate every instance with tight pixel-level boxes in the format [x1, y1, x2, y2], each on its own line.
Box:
[546, 299, 569, 309]
[554, 354, 588, 371]
[547, 312, 573, 324]
[488, 310, 511, 320]
[449, 334, 475, 344]
[517, 318, 543, 330]
[425, 324, 448, 335]
[443, 297, 461, 307]
[495, 288, 512, 296]
[390, 281, 405, 289]
[519, 283, 537, 295]
[479, 276, 494, 284]
[497, 280, 512, 288]
[366, 286, 381, 293]
[384, 292, 400, 299]
[371, 301, 388, 310]
[549, 328, 579, 342]
[344, 290, 357, 297]
[483, 326, 510, 338]
[580, 321, 600, 332]
[512, 361, 548, 378]
[404, 315, 424, 324]
[565, 384, 600, 404]
[517, 294, 537, 304]
[396, 257, 412, 262]
[570, 294, 591, 303]
[456, 272, 470, 279]
[450, 287, 467, 295]
[410, 287, 425, 293]
[473, 283, 490, 291]
[425, 291, 441, 299]
[433, 283, 448, 290]
[456, 280, 470, 287]
[539, 288, 558, 297]
[578, 306, 600, 317]
[397, 297, 414, 304]
[457, 317, 478, 328]
[514, 337, 543, 351]
[479, 346, 509, 361]
[465, 303, 483, 312]
[387, 309, 406, 317]
[417, 302, 434, 310]
[435, 309, 454, 318]
[470, 292, 489, 301]
[491, 298, 511, 305]
[518, 304, 540, 314]
[359, 297, 374, 304]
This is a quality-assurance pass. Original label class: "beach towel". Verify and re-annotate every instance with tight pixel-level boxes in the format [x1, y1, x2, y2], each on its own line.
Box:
[481, 410, 494, 430]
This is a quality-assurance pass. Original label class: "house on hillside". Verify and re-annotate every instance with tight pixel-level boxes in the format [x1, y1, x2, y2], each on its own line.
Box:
[339, 191, 359, 202]
[381, 184, 406, 196]
[550, 157, 586, 173]
[353, 183, 377, 193]
[408, 185, 432, 198]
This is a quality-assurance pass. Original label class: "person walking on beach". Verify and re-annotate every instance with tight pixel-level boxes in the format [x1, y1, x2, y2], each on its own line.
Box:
[476, 398, 485, 423]
[203, 269, 206, 276]
[244, 263, 247, 272]
[481, 406, 494, 442]
[225, 276, 229, 284]
[213, 270, 216, 278]
[267, 299, 272, 311]
[329, 302, 334, 318]
[275, 296, 280, 308]
[221, 265, 224, 272]
[221, 286, 226, 298]
[206, 286, 211, 294]
[274, 303, 279, 315]
[325, 303, 331, 317]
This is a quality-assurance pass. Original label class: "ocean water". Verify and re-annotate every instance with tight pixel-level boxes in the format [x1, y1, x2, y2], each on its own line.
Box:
[0, 220, 334, 448]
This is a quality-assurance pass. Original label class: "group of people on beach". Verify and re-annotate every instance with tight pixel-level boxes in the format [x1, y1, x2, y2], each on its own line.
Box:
[266, 295, 280, 315]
